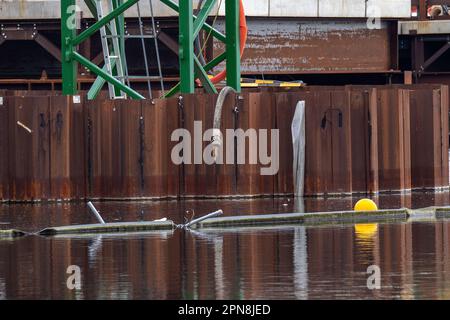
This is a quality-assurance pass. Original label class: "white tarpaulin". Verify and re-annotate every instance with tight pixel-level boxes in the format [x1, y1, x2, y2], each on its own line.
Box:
[291, 101, 306, 197]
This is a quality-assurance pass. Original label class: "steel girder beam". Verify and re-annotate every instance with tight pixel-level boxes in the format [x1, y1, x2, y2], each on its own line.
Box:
[420, 41, 450, 73]
[157, 31, 179, 55]
[0, 29, 62, 62]
[34, 32, 62, 62]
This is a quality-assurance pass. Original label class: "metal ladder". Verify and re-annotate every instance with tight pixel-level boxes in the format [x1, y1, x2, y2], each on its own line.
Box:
[95, 0, 126, 99]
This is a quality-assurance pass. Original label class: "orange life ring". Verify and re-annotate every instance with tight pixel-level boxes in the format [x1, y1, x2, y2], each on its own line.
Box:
[197, 0, 247, 86]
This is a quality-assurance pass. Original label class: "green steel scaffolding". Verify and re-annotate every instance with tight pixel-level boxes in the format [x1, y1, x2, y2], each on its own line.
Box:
[61, 0, 241, 99]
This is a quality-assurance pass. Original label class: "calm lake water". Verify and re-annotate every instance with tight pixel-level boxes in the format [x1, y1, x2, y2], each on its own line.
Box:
[1, 192, 450, 300]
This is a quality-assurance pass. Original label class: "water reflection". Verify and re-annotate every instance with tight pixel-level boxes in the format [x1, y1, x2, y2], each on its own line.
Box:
[0, 192, 450, 299]
[1, 220, 450, 299]
[294, 227, 308, 300]
[1, 191, 449, 233]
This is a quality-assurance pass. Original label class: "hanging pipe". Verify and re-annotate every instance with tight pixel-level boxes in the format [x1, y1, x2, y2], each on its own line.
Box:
[210, 86, 236, 161]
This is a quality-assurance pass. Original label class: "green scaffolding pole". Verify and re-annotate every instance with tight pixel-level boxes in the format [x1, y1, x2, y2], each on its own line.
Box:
[178, 0, 195, 93]
[225, 0, 241, 91]
[61, 0, 78, 95]
[73, 52, 145, 99]
[62, 0, 141, 97]
[61, 0, 241, 99]
[164, 0, 241, 96]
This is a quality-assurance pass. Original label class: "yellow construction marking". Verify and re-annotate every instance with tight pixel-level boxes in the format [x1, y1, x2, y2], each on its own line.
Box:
[255, 79, 275, 84]
[280, 82, 303, 87]
[241, 83, 259, 87]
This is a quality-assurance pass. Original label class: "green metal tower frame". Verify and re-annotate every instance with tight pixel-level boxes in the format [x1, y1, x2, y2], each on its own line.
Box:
[61, 0, 241, 99]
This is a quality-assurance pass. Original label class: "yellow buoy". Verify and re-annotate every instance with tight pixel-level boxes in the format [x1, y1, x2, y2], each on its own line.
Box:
[354, 198, 378, 212]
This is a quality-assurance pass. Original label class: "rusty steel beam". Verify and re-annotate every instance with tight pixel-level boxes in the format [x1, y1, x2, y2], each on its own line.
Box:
[421, 41, 450, 72]
[34, 32, 62, 62]
[1, 29, 35, 40]
[91, 50, 105, 66]
[0, 29, 61, 62]
[157, 31, 179, 55]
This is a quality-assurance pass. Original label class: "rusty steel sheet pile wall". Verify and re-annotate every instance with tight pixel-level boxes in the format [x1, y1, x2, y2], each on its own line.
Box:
[0, 85, 448, 202]
[373, 87, 412, 193]
[408, 85, 449, 190]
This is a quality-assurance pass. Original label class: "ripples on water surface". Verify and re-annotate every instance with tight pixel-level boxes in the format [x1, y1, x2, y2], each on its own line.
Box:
[1, 192, 450, 299]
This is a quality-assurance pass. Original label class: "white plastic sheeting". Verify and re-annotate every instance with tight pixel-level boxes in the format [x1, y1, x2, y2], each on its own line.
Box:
[291, 101, 306, 197]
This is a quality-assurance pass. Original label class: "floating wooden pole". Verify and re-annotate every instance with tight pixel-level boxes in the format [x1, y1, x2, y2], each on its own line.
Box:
[38, 220, 175, 236]
[0, 229, 27, 238]
[45, 230, 175, 239]
[433, 207, 450, 219]
[1, 206, 449, 238]
[191, 209, 410, 229]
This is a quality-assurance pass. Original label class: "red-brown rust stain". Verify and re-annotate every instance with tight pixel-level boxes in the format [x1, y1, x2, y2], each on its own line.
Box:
[142, 97, 180, 198]
[49, 96, 71, 200]
[183, 94, 212, 197]
[7, 95, 50, 201]
[0, 92, 9, 201]
[348, 87, 370, 193]
[235, 92, 276, 196]
[409, 87, 448, 189]
[376, 87, 410, 192]
[330, 90, 352, 193]
[274, 92, 296, 195]
[215, 91, 237, 196]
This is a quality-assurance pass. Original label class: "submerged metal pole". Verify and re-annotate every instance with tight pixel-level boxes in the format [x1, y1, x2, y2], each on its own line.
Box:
[87, 201, 106, 224]
[184, 210, 223, 229]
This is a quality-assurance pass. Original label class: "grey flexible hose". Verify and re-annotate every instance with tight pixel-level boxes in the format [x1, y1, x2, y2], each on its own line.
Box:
[211, 86, 236, 160]
[213, 86, 236, 129]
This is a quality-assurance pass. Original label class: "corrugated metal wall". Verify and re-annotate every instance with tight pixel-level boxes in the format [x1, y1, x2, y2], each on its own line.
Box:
[0, 85, 447, 202]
